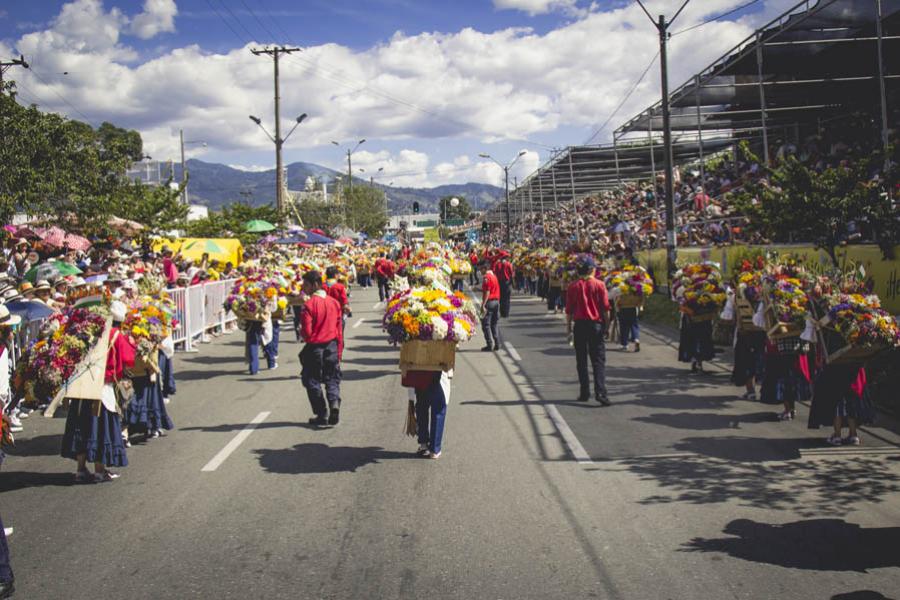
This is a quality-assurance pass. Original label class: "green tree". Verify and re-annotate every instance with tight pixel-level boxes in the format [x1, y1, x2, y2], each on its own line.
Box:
[345, 186, 388, 237]
[296, 197, 345, 233]
[731, 146, 898, 264]
[185, 202, 283, 245]
[112, 178, 190, 236]
[438, 195, 472, 222]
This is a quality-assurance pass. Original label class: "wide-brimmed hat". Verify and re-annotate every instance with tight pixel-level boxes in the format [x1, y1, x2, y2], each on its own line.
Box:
[2, 288, 22, 303]
[110, 300, 128, 322]
[71, 276, 87, 287]
[19, 282, 34, 295]
[15, 238, 28, 247]
[34, 279, 52, 292]
[0, 305, 22, 327]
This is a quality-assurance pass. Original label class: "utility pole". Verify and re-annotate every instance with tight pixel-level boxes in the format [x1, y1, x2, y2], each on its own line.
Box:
[504, 166, 511, 246]
[180, 129, 187, 205]
[636, 0, 690, 281]
[658, 13, 677, 281]
[0, 54, 29, 86]
[251, 46, 301, 214]
[347, 150, 353, 193]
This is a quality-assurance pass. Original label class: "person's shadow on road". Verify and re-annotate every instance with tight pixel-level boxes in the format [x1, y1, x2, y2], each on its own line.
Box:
[254, 443, 413, 474]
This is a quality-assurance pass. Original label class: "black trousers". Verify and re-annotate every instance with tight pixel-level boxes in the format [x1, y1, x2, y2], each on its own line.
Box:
[499, 279, 512, 318]
[0, 513, 11, 584]
[481, 299, 500, 347]
[300, 340, 342, 417]
[377, 275, 389, 302]
[574, 320, 607, 400]
[469, 269, 479, 286]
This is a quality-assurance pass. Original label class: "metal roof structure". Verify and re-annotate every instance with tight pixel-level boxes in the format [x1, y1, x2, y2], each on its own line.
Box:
[490, 0, 898, 222]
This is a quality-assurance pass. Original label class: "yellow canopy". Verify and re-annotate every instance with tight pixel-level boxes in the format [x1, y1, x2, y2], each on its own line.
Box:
[152, 238, 244, 266]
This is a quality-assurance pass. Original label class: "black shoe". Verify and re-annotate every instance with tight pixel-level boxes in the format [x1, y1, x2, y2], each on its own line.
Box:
[328, 409, 340, 426]
[0, 579, 14, 600]
[493, 344, 500, 352]
[691, 360, 699, 373]
[597, 396, 611, 406]
[481, 345, 493, 352]
[309, 415, 328, 427]
[577, 396, 589, 402]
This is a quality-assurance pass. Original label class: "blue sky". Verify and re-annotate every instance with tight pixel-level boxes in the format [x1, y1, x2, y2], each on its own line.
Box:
[0, 0, 784, 188]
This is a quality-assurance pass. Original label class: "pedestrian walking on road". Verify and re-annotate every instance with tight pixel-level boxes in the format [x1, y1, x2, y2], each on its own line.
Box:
[375, 253, 394, 302]
[61, 301, 133, 482]
[566, 256, 611, 405]
[404, 370, 451, 459]
[325, 266, 351, 332]
[494, 251, 513, 318]
[298, 270, 344, 427]
[479, 261, 500, 352]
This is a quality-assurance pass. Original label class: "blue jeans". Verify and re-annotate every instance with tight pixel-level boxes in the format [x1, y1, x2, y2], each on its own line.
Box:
[415, 374, 448, 455]
[0, 513, 12, 584]
[481, 299, 500, 348]
[618, 308, 639, 346]
[245, 321, 263, 374]
[264, 318, 279, 368]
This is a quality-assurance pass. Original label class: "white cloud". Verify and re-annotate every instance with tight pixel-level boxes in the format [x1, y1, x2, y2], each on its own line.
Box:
[130, 0, 177, 39]
[493, 0, 591, 17]
[4, 0, 800, 187]
[228, 164, 271, 172]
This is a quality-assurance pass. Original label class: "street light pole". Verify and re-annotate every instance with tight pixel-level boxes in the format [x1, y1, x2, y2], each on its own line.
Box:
[479, 151, 526, 246]
[179, 130, 207, 206]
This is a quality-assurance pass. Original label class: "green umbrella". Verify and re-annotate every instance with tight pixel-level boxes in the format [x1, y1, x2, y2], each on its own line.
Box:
[23, 261, 82, 283]
[184, 239, 225, 254]
[245, 219, 276, 233]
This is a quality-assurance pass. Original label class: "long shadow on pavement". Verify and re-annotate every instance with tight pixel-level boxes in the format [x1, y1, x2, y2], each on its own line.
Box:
[682, 518, 900, 572]
[254, 443, 413, 474]
[0, 471, 77, 493]
[632, 411, 777, 430]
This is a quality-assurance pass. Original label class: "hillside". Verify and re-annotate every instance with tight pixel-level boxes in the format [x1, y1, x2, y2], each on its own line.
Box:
[177, 159, 503, 214]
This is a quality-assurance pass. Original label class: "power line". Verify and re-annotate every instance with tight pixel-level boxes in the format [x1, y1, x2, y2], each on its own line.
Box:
[671, 0, 761, 36]
[583, 50, 660, 145]
[214, 0, 258, 42]
[26, 66, 92, 122]
[203, 0, 251, 45]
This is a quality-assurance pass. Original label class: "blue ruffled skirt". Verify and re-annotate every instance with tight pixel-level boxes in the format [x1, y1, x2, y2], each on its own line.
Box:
[125, 375, 174, 433]
[60, 400, 128, 467]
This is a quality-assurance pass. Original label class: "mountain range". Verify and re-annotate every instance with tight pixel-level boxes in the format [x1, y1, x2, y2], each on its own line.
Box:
[175, 159, 503, 215]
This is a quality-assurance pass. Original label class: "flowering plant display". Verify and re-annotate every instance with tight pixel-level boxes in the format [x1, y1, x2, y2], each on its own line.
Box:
[823, 293, 900, 348]
[448, 258, 472, 277]
[123, 297, 178, 359]
[735, 257, 766, 304]
[605, 265, 653, 301]
[13, 308, 108, 401]
[672, 262, 728, 315]
[408, 258, 451, 287]
[554, 252, 599, 283]
[67, 285, 111, 308]
[224, 275, 287, 320]
[137, 272, 166, 296]
[383, 286, 478, 345]
[763, 264, 813, 328]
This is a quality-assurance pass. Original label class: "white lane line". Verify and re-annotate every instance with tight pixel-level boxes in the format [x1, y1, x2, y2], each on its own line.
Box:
[201, 411, 271, 472]
[353, 318, 365, 329]
[504, 341, 522, 362]
[503, 341, 593, 465]
[373, 301, 384, 310]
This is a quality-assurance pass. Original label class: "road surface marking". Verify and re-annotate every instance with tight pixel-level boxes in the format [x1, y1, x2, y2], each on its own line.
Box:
[373, 302, 384, 310]
[504, 341, 522, 362]
[201, 411, 271, 472]
[503, 342, 593, 464]
[353, 318, 365, 329]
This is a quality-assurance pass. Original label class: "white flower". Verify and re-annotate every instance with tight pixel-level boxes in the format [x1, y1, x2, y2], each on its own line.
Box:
[452, 321, 469, 342]
[431, 316, 449, 340]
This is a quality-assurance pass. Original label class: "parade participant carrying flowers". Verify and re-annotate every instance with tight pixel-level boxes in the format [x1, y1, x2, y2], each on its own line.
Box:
[673, 262, 727, 373]
[60, 301, 134, 483]
[298, 270, 344, 427]
[606, 265, 654, 352]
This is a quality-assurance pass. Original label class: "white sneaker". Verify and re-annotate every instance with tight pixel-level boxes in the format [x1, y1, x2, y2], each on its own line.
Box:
[3, 527, 12, 536]
[9, 424, 23, 433]
[14, 408, 30, 419]
[163, 397, 170, 405]
[8, 414, 22, 427]
[270, 363, 279, 371]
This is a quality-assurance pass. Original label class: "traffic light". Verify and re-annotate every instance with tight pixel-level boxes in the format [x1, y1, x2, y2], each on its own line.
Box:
[413, 201, 420, 214]
[482, 221, 489, 233]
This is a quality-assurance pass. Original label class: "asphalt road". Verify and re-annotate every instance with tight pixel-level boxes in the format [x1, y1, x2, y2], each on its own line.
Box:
[3, 287, 900, 600]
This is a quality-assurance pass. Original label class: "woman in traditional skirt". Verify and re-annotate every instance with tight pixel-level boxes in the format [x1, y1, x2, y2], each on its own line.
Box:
[759, 339, 812, 420]
[61, 301, 133, 482]
[731, 330, 766, 400]
[158, 336, 176, 404]
[678, 314, 715, 373]
[808, 363, 873, 445]
[125, 340, 174, 442]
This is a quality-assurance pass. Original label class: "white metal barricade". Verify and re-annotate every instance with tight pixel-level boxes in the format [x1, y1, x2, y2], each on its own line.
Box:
[167, 286, 190, 349]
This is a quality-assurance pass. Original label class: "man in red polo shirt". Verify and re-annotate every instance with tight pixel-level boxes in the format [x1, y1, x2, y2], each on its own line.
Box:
[479, 260, 501, 351]
[375, 252, 395, 302]
[468, 250, 480, 286]
[298, 270, 344, 426]
[325, 266, 351, 331]
[566, 255, 611, 405]
[494, 250, 514, 318]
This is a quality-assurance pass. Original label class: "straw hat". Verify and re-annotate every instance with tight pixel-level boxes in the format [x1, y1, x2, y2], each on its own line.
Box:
[34, 279, 52, 292]
[19, 282, 34, 295]
[2, 288, 22, 303]
[110, 300, 128, 322]
[0, 305, 21, 327]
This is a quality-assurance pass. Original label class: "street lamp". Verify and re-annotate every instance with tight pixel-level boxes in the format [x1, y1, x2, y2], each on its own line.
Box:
[179, 130, 207, 205]
[250, 112, 308, 213]
[479, 151, 527, 245]
[331, 139, 366, 193]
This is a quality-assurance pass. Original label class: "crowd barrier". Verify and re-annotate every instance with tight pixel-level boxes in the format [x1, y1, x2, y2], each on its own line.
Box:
[9, 279, 239, 363]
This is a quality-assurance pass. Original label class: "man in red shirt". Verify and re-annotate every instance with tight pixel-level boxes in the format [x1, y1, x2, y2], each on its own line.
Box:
[494, 250, 514, 318]
[468, 250, 480, 286]
[479, 260, 501, 351]
[325, 266, 351, 331]
[565, 256, 611, 405]
[375, 252, 395, 302]
[298, 270, 344, 426]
